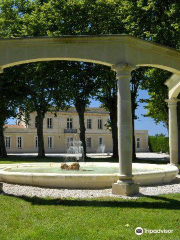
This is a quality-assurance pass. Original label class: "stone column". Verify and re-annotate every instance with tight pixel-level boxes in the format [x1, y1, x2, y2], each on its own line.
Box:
[0, 68, 4, 193]
[166, 98, 179, 166]
[111, 63, 139, 195]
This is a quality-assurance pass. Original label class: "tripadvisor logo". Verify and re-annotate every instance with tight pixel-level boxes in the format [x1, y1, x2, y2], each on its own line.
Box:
[135, 227, 143, 235]
[135, 227, 173, 235]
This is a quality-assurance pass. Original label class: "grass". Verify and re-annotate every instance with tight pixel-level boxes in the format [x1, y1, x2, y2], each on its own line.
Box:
[0, 155, 118, 164]
[0, 155, 179, 239]
[0, 193, 180, 240]
[0, 155, 170, 165]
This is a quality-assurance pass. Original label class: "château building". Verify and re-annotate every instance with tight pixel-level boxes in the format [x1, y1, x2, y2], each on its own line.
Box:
[4, 108, 149, 153]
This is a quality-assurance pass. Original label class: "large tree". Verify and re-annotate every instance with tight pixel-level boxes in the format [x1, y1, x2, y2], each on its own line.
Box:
[140, 68, 171, 129]
[121, 0, 180, 162]
[2, 0, 180, 160]
[130, 68, 147, 159]
[96, 66, 145, 159]
[1, 62, 71, 157]
[0, 68, 27, 157]
[62, 61, 100, 158]
[95, 66, 118, 158]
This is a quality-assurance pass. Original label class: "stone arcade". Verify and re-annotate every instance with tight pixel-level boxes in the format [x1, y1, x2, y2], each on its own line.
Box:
[0, 35, 179, 195]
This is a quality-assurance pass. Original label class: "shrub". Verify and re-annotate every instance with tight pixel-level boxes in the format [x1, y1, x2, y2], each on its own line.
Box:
[149, 136, 169, 153]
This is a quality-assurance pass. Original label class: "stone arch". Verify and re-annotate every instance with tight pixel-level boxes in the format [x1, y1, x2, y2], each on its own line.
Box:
[1, 35, 180, 75]
[0, 34, 180, 196]
[165, 74, 180, 99]
[165, 74, 180, 169]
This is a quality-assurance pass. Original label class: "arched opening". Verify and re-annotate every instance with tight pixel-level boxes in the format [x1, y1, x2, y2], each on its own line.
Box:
[0, 34, 180, 195]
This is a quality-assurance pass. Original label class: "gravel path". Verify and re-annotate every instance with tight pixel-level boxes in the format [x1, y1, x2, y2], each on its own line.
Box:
[1, 153, 179, 199]
[1, 176, 180, 199]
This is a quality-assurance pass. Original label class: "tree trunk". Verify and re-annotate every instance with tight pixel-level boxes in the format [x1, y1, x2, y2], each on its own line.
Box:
[76, 109, 87, 158]
[37, 110, 45, 158]
[109, 110, 118, 159]
[131, 97, 137, 160]
[177, 102, 180, 164]
[0, 122, 7, 158]
[132, 116, 136, 160]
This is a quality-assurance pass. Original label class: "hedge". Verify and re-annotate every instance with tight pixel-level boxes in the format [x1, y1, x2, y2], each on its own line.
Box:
[148, 136, 169, 153]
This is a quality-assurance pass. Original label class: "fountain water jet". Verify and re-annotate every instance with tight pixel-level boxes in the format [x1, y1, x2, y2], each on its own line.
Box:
[67, 136, 84, 162]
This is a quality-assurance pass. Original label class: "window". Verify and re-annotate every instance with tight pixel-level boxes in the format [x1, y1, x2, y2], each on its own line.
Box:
[98, 119, 102, 129]
[17, 136, 22, 149]
[67, 118, 73, 129]
[48, 137, 53, 149]
[137, 138, 140, 149]
[87, 137, 92, 148]
[35, 136, 38, 148]
[99, 137, 103, 146]
[87, 119, 92, 129]
[35, 116, 38, 128]
[67, 137, 74, 148]
[47, 118, 52, 128]
[5, 137, 11, 149]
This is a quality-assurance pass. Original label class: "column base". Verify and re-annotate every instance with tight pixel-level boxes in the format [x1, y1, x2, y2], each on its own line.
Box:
[112, 180, 139, 196]
[0, 182, 3, 192]
[169, 163, 180, 173]
[170, 163, 179, 167]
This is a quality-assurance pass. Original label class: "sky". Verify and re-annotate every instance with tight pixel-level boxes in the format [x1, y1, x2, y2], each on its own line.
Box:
[133, 90, 168, 136]
[7, 89, 168, 136]
[88, 89, 168, 137]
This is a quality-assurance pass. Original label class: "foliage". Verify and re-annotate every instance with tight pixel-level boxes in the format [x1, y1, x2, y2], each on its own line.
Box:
[1, 62, 72, 157]
[155, 133, 166, 137]
[2, 61, 71, 117]
[140, 68, 171, 128]
[121, 1, 180, 128]
[0, 69, 26, 124]
[0, 68, 27, 157]
[61, 61, 100, 157]
[66, 62, 99, 108]
[95, 65, 118, 157]
[1, 0, 180, 154]
[121, 0, 180, 47]
[149, 136, 169, 153]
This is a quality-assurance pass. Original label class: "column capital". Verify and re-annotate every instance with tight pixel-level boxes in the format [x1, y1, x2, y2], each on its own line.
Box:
[166, 98, 180, 107]
[111, 63, 136, 79]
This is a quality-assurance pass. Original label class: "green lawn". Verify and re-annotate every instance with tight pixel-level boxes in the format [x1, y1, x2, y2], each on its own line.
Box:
[0, 155, 170, 165]
[0, 193, 179, 240]
[0, 155, 118, 164]
[0, 155, 179, 239]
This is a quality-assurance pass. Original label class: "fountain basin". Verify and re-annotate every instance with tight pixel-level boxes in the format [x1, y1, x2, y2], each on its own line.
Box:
[0, 162, 178, 189]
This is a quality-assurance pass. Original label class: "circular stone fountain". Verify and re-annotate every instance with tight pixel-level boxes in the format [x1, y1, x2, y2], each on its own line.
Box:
[0, 162, 178, 189]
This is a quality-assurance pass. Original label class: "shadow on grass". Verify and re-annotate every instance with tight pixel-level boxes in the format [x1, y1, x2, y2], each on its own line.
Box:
[2, 192, 180, 210]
